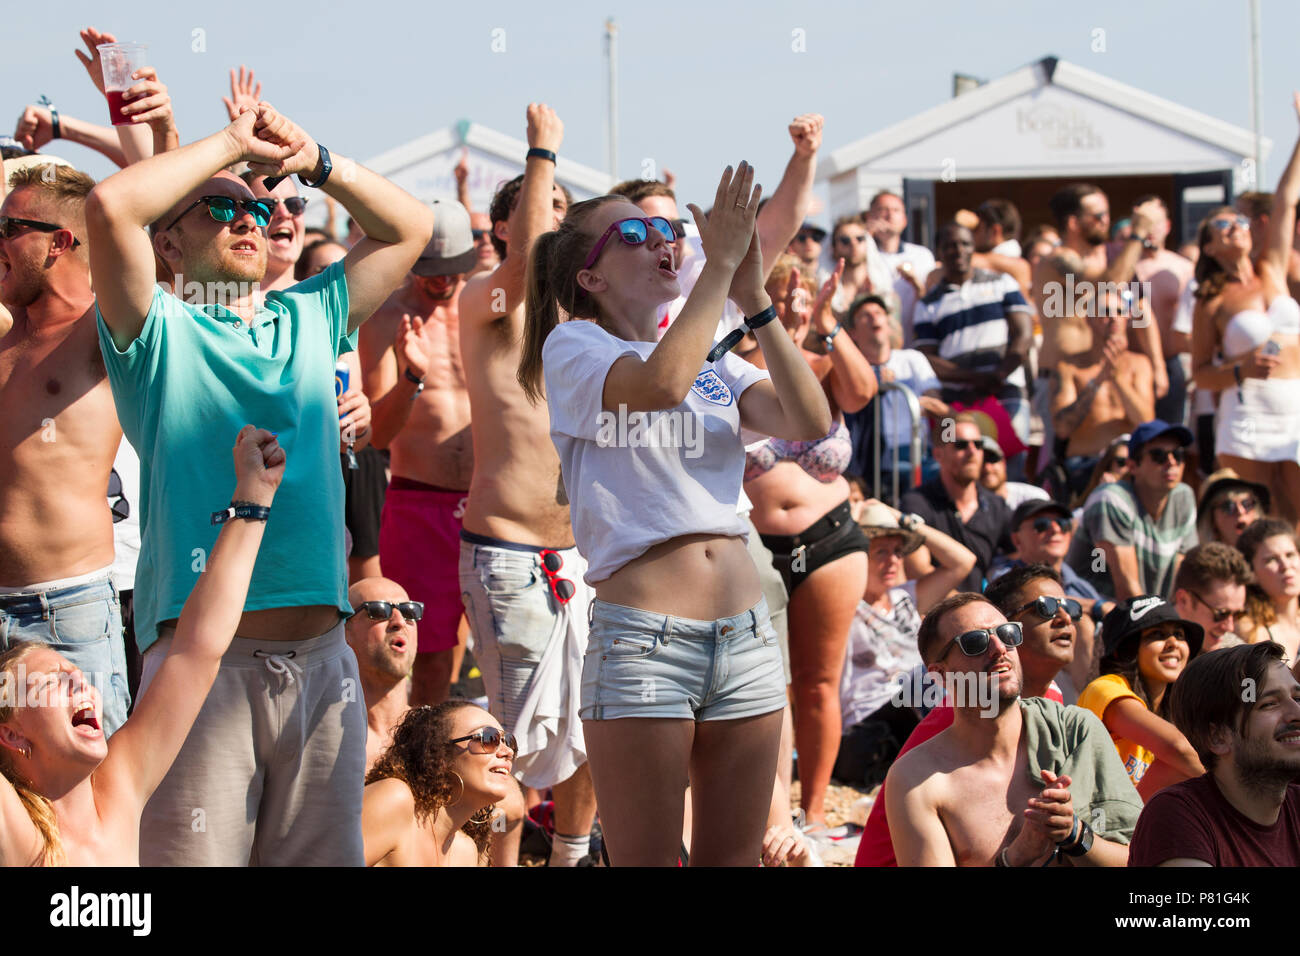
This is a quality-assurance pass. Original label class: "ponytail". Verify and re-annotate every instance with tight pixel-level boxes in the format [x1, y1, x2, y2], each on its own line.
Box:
[0, 642, 67, 865]
[518, 229, 565, 404]
[516, 195, 623, 404]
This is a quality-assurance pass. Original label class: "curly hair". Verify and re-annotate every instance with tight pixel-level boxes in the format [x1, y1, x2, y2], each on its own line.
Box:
[365, 701, 500, 861]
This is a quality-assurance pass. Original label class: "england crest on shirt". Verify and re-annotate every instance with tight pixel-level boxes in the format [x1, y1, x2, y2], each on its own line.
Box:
[690, 369, 733, 406]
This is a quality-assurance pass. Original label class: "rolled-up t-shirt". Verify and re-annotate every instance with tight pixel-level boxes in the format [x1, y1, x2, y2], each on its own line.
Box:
[543, 319, 769, 584]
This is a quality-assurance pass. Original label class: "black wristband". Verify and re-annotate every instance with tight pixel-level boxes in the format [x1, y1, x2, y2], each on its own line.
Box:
[211, 500, 271, 525]
[526, 147, 557, 164]
[50, 108, 61, 140]
[706, 306, 779, 363]
[298, 143, 332, 189]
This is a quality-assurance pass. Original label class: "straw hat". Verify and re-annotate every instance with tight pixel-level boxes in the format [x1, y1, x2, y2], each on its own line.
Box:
[858, 503, 923, 554]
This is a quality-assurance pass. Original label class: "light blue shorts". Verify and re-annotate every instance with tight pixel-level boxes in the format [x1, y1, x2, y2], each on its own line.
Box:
[581, 596, 786, 722]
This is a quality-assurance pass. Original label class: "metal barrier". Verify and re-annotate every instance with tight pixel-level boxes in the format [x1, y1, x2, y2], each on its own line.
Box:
[872, 380, 924, 504]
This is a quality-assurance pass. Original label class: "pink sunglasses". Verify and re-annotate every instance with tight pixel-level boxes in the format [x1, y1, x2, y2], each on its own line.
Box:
[582, 216, 676, 270]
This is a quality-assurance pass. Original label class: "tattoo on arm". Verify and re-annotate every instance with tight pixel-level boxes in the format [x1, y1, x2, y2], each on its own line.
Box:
[1055, 377, 1102, 435]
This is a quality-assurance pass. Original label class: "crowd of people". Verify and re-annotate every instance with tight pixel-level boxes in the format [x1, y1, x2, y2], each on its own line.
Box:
[0, 28, 1297, 868]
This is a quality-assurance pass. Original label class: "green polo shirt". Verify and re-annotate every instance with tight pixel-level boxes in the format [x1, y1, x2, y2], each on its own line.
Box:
[96, 261, 356, 652]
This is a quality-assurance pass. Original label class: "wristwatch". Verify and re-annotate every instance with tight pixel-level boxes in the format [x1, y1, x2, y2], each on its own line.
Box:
[899, 513, 925, 531]
[404, 367, 426, 397]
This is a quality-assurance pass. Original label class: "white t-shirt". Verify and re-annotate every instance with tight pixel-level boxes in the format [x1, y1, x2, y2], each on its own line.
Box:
[544, 320, 770, 584]
[1001, 480, 1050, 511]
[992, 238, 1023, 258]
[840, 580, 923, 731]
[879, 242, 936, 342]
[881, 349, 940, 449]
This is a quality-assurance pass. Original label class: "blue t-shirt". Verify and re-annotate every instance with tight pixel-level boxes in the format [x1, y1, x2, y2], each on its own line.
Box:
[96, 261, 355, 651]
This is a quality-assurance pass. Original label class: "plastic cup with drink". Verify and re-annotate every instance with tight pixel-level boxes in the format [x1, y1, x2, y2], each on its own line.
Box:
[97, 42, 149, 127]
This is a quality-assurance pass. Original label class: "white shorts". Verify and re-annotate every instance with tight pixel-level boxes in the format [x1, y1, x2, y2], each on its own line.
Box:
[1215, 377, 1300, 464]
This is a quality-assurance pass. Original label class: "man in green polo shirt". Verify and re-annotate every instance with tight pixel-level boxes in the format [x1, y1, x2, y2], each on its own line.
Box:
[1068, 420, 1199, 603]
[86, 103, 432, 865]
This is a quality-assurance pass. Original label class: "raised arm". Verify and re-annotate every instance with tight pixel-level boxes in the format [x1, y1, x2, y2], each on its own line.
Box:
[14, 105, 128, 168]
[1264, 93, 1300, 280]
[248, 104, 433, 333]
[756, 114, 823, 278]
[99, 427, 285, 813]
[808, 263, 877, 413]
[461, 104, 563, 325]
[86, 106, 299, 347]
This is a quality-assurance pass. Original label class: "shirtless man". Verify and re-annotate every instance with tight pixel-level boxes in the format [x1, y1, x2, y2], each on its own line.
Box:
[344, 576, 418, 773]
[0, 163, 130, 735]
[1052, 288, 1155, 487]
[1131, 196, 1194, 425]
[885, 592, 1141, 866]
[1035, 184, 1166, 452]
[457, 103, 597, 868]
[360, 199, 476, 706]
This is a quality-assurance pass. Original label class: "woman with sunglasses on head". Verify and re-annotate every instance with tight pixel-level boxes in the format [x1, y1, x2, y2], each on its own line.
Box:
[1196, 468, 1271, 548]
[362, 700, 516, 866]
[1192, 94, 1300, 530]
[518, 163, 832, 866]
[0, 426, 284, 864]
[739, 254, 877, 828]
[1236, 518, 1300, 663]
[1078, 596, 1206, 800]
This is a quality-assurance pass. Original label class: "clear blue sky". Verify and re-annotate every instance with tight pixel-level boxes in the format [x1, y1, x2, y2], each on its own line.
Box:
[6, 0, 1297, 220]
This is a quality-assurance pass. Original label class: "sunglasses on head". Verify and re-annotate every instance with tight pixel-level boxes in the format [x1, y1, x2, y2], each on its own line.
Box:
[163, 195, 274, 232]
[1210, 215, 1250, 232]
[1144, 446, 1186, 465]
[449, 725, 518, 757]
[350, 600, 424, 623]
[1031, 515, 1072, 534]
[1215, 495, 1258, 517]
[936, 621, 1023, 659]
[539, 549, 576, 605]
[0, 215, 81, 247]
[260, 196, 309, 216]
[582, 216, 676, 270]
[1011, 595, 1082, 622]
[1187, 589, 1247, 624]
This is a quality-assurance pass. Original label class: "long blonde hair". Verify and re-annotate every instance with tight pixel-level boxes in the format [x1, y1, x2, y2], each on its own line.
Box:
[0, 642, 67, 865]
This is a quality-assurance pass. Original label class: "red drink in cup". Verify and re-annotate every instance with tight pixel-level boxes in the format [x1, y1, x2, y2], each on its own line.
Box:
[97, 42, 148, 126]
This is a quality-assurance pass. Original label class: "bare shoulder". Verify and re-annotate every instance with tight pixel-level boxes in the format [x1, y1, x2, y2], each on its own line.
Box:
[0, 775, 43, 866]
[364, 775, 416, 815]
[460, 267, 501, 321]
[447, 829, 482, 867]
[887, 733, 950, 793]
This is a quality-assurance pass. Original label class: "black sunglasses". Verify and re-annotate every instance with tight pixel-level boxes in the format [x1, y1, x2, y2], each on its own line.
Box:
[669, 218, 688, 239]
[260, 196, 309, 216]
[471, 229, 489, 240]
[163, 195, 274, 232]
[449, 725, 519, 757]
[947, 438, 980, 452]
[1144, 446, 1186, 465]
[1031, 516, 1072, 534]
[0, 215, 81, 247]
[1187, 589, 1247, 624]
[1011, 595, 1082, 622]
[107, 469, 129, 524]
[1110, 455, 1129, 469]
[350, 600, 424, 623]
[1215, 495, 1258, 517]
[540, 549, 576, 605]
[936, 621, 1023, 659]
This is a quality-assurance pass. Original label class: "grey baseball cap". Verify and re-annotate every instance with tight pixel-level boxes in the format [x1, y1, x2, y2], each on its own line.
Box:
[411, 199, 477, 276]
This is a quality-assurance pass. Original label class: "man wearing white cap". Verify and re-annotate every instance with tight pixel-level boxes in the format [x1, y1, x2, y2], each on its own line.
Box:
[359, 198, 477, 707]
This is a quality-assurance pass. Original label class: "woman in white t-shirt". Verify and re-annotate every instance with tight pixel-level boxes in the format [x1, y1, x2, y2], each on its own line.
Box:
[517, 163, 832, 866]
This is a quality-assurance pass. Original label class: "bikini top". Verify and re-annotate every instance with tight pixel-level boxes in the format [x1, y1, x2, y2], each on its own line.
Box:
[744, 420, 852, 483]
[1222, 295, 1300, 357]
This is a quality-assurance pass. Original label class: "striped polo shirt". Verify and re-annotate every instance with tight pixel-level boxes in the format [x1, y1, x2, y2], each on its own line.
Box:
[912, 269, 1031, 390]
[1067, 479, 1199, 602]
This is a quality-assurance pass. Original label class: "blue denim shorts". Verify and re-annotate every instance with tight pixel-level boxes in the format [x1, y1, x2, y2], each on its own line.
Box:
[581, 596, 786, 721]
[0, 575, 131, 736]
